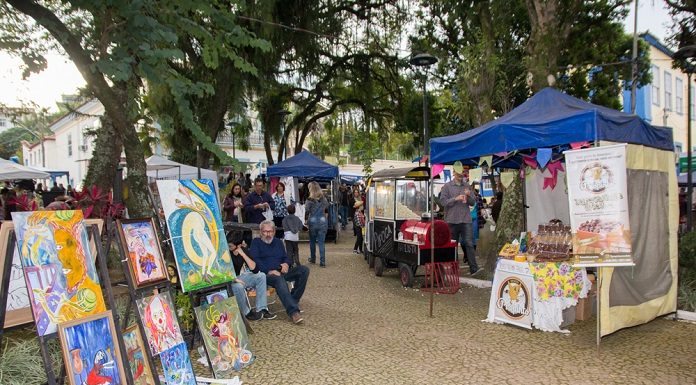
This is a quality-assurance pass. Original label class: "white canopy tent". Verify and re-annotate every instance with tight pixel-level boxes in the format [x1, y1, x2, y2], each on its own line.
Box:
[145, 155, 217, 181]
[0, 158, 50, 180]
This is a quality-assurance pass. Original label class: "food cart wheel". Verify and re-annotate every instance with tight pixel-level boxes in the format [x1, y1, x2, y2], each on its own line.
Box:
[374, 257, 384, 276]
[367, 252, 375, 268]
[398, 263, 414, 287]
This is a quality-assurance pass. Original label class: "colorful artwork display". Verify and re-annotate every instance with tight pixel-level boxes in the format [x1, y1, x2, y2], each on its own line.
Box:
[160, 343, 197, 385]
[58, 311, 126, 385]
[195, 297, 254, 376]
[205, 289, 229, 305]
[11, 210, 106, 336]
[157, 179, 236, 292]
[123, 325, 156, 385]
[117, 218, 168, 288]
[0, 222, 33, 327]
[136, 291, 184, 355]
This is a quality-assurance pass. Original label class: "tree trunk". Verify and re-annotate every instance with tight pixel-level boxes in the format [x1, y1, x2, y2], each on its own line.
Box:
[122, 120, 153, 218]
[490, 173, 525, 272]
[84, 115, 123, 190]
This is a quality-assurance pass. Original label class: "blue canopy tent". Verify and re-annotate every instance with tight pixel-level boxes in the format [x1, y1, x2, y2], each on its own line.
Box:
[430, 88, 677, 338]
[430, 87, 673, 167]
[267, 150, 339, 180]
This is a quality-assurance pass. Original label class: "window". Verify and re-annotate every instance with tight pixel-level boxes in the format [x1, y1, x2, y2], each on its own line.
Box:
[676, 78, 684, 115]
[0, 119, 6, 128]
[67, 134, 73, 157]
[664, 71, 672, 111]
[652, 66, 660, 106]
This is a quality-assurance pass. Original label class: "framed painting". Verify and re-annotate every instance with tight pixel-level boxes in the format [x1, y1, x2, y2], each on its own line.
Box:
[58, 311, 127, 385]
[136, 291, 184, 355]
[195, 297, 254, 376]
[116, 218, 168, 288]
[157, 179, 236, 293]
[123, 325, 156, 385]
[205, 289, 229, 305]
[0, 222, 32, 328]
[11, 210, 106, 336]
[160, 343, 196, 385]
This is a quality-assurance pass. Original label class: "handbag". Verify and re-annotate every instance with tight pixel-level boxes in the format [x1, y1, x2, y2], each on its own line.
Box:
[263, 207, 274, 221]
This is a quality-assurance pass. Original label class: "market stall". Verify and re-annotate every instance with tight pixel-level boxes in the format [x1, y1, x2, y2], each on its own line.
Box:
[267, 150, 340, 241]
[430, 88, 677, 337]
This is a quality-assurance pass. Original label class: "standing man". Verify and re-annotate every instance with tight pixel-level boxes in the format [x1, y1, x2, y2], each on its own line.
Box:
[244, 178, 275, 224]
[439, 168, 483, 276]
[250, 220, 310, 324]
[338, 183, 350, 230]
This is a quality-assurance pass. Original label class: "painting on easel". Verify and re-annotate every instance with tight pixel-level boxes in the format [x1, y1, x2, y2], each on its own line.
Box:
[117, 218, 168, 288]
[195, 297, 254, 376]
[123, 325, 156, 385]
[160, 342, 196, 385]
[136, 291, 184, 355]
[0, 221, 32, 328]
[58, 311, 126, 385]
[11, 210, 106, 336]
[157, 179, 236, 293]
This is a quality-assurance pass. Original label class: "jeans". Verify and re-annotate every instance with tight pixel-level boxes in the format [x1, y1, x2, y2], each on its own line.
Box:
[339, 205, 348, 227]
[266, 265, 310, 316]
[309, 226, 327, 265]
[448, 222, 479, 272]
[230, 271, 268, 316]
[353, 225, 363, 252]
[285, 240, 300, 266]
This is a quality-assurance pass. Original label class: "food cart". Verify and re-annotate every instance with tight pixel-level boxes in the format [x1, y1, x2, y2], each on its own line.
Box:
[364, 166, 457, 287]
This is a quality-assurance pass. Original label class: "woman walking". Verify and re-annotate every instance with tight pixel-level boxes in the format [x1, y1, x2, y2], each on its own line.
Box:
[305, 181, 329, 267]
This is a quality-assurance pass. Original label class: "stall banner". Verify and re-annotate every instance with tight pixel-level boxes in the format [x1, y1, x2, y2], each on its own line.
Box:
[564, 144, 631, 256]
[486, 259, 533, 329]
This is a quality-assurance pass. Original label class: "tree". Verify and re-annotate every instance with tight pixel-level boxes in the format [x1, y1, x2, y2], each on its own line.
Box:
[666, 0, 696, 48]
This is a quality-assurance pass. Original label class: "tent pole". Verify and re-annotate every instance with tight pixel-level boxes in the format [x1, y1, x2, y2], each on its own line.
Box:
[429, 165, 435, 317]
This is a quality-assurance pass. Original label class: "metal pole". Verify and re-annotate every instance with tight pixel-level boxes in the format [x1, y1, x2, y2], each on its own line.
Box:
[197, 145, 202, 179]
[630, 0, 639, 114]
[429, 166, 435, 317]
[40, 134, 46, 167]
[688, 71, 693, 231]
[233, 130, 236, 159]
[423, 75, 429, 166]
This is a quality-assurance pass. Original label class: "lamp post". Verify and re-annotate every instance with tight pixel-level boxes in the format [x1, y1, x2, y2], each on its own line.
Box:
[409, 53, 438, 166]
[673, 45, 696, 232]
[18, 126, 45, 167]
[278, 109, 291, 160]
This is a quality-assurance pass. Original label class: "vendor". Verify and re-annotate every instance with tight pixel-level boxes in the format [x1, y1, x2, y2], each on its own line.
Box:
[243, 178, 275, 224]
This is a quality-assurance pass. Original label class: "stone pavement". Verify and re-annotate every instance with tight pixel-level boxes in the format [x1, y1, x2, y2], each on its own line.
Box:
[194, 229, 696, 384]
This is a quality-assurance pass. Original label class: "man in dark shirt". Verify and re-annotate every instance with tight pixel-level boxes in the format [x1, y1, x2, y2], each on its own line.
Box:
[250, 220, 310, 324]
[226, 232, 276, 321]
[243, 179, 275, 224]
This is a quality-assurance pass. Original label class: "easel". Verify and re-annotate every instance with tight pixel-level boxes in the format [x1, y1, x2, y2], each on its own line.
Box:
[0, 223, 135, 385]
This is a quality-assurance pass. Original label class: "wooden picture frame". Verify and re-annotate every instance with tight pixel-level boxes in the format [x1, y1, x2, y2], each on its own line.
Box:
[58, 311, 127, 385]
[0, 221, 33, 328]
[123, 324, 156, 385]
[116, 218, 169, 288]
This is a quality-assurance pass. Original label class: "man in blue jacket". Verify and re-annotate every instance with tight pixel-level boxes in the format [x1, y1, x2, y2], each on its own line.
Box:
[244, 178, 275, 224]
[250, 220, 310, 324]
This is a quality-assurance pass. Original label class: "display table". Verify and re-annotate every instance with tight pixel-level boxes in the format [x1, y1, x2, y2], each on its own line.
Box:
[485, 258, 591, 333]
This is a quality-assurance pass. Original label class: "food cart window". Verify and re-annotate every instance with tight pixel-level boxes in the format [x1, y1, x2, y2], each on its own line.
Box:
[395, 179, 427, 219]
[374, 180, 394, 218]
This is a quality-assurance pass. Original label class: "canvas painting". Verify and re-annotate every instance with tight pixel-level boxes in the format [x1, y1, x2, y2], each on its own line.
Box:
[11, 210, 106, 336]
[136, 291, 184, 355]
[123, 325, 156, 385]
[0, 222, 32, 328]
[160, 343, 197, 385]
[205, 289, 229, 305]
[157, 179, 236, 292]
[117, 218, 168, 288]
[58, 311, 126, 385]
[195, 297, 254, 376]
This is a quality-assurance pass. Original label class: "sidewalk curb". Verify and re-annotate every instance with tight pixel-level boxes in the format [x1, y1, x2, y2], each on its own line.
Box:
[460, 277, 492, 288]
[673, 310, 696, 322]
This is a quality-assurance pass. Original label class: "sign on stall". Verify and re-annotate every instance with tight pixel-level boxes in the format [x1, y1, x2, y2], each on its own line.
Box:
[486, 259, 534, 329]
[564, 144, 633, 266]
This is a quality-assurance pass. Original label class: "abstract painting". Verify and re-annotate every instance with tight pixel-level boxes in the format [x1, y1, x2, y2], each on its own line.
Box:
[123, 325, 156, 385]
[117, 218, 168, 288]
[58, 311, 126, 385]
[195, 297, 254, 377]
[205, 289, 229, 305]
[0, 222, 32, 327]
[160, 343, 197, 385]
[11, 210, 106, 336]
[136, 291, 184, 355]
[157, 179, 236, 292]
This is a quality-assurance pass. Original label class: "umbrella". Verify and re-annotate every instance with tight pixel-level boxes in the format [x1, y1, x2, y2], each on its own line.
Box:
[145, 155, 181, 178]
[0, 158, 50, 180]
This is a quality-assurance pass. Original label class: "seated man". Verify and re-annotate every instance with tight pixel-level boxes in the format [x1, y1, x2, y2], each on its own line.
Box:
[227, 232, 277, 321]
[250, 220, 310, 324]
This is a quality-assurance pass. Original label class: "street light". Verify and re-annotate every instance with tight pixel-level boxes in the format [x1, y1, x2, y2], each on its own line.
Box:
[278, 109, 291, 160]
[673, 45, 696, 232]
[18, 126, 45, 168]
[409, 53, 438, 166]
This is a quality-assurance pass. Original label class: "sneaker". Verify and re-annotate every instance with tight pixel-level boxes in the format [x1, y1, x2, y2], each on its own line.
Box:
[261, 309, 277, 320]
[291, 312, 303, 324]
[245, 310, 262, 321]
[320, 263, 326, 268]
[352, 250, 359, 254]
[308, 259, 316, 264]
[471, 268, 485, 277]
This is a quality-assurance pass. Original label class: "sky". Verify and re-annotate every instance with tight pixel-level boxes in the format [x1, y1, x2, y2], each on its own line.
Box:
[0, 1, 678, 112]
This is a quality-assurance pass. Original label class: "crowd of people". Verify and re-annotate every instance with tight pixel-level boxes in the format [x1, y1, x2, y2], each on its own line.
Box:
[0, 180, 78, 220]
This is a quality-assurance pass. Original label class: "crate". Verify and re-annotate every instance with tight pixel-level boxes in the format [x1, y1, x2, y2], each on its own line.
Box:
[421, 261, 460, 294]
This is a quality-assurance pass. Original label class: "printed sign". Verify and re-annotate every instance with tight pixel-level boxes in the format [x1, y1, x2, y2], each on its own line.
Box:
[486, 259, 533, 329]
[372, 220, 395, 258]
[564, 144, 631, 259]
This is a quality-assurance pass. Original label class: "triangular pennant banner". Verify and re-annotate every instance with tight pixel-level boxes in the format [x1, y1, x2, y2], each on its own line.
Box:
[478, 155, 492, 167]
[431, 163, 445, 176]
[536, 148, 552, 169]
[494, 151, 508, 157]
[570, 141, 590, 150]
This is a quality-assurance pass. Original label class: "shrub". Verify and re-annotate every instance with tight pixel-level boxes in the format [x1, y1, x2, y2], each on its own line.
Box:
[678, 231, 696, 270]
